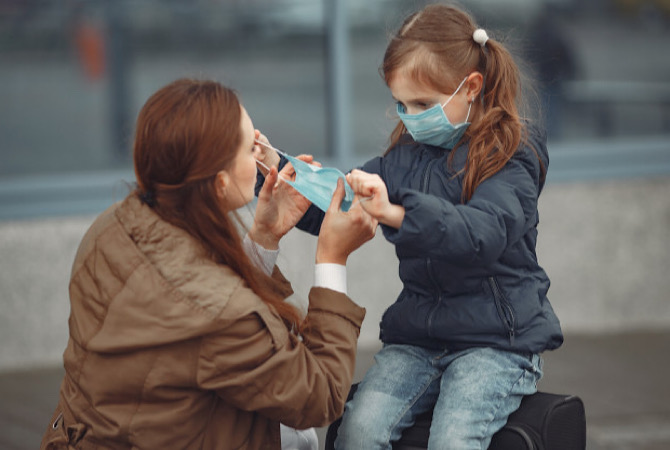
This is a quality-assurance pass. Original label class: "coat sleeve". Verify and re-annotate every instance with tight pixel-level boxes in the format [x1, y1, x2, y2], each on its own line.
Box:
[196, 285, 365, 429]
[382, 153, 542, 266]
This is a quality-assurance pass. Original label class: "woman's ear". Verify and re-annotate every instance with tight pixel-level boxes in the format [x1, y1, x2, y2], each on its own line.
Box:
[466, 72, 484, 102]
[215, 170, 230, 200]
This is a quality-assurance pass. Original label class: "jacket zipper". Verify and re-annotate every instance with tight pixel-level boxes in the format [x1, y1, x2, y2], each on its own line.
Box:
[488, 276, 516, 345]
[425, 258, 442, 337]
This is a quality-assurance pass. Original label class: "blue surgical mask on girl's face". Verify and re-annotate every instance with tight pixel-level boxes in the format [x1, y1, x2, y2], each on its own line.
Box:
[396, 76, 472, 149]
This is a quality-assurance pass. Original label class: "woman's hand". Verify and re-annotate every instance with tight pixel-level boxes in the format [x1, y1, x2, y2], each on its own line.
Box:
[316, 179, 378, 265]
[346, 169, 405, 229]
[254, 130, 280, 175]
[254, 130, 320, 175]
[249, 164, 312, 249]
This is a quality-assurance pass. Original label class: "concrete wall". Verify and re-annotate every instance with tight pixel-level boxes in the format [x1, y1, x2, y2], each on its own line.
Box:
[1, 176, 669, 372]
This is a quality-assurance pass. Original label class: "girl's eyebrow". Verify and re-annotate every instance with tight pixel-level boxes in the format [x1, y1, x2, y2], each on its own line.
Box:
[392, 96, 435, 104]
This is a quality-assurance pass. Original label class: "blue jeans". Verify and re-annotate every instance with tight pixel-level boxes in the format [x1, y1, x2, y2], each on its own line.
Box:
[334, 344, 543, 450]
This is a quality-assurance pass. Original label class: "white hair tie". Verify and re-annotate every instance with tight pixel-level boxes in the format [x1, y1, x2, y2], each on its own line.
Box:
[473, 29, 489, 47]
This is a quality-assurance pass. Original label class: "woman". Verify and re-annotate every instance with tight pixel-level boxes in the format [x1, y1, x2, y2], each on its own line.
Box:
[40, 78, 377, 449]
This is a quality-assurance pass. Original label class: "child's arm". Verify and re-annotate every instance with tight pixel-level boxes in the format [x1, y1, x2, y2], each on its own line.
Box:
[385, 158, 540, 266]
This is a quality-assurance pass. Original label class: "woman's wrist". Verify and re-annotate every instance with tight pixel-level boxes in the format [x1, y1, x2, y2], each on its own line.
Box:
[248, 224, 280, 250]
[315, 247, 347, 266]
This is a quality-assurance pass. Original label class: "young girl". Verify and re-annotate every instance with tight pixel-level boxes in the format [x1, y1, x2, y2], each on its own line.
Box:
[341, 3, 565, 448]
[259, 3, 564, 448]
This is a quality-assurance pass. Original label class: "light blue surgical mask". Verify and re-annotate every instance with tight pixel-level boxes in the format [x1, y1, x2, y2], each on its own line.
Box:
[396, 76, 472, 149]
[255, 141, 355, 213]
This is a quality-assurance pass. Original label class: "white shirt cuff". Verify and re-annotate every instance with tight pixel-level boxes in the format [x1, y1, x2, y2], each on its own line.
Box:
[314, 263, 347, 295]
[243, 234, 279, 276]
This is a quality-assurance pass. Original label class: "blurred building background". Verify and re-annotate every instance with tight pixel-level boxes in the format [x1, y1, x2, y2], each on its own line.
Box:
[1, 0, 670, 449]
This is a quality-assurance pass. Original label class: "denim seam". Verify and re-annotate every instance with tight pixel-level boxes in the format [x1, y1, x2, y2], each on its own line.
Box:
[479, 366, 530, 450]
[386, 372, 442, 444]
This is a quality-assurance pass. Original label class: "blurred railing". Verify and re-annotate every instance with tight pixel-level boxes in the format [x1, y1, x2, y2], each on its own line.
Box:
[564, 80, 670, 136]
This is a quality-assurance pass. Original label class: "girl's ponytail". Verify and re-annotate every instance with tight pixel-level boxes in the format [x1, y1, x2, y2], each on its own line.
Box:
[462, 36, 523, 202]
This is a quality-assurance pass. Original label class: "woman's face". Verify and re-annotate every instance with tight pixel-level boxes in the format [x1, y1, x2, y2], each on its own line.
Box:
[389, 70, 473, 123]
[221, 106, 260, 211]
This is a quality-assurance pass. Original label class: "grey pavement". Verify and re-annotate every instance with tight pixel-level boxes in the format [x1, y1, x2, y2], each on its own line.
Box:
[2, 331, 669, 450]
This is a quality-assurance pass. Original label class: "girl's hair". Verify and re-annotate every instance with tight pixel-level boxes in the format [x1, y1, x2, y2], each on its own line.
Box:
[133, 78, 302, 329]
[382, 3, 541, 202]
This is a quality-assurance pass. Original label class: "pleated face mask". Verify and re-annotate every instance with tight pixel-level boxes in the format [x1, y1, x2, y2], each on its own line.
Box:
[396, 76, 472, 149]
[255, 141, 355, 212]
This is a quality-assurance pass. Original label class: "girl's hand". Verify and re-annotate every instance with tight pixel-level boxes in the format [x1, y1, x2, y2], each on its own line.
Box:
[346, 169, 405, 228]
[249, 164, 312, 249]
[254, 130, 280, 175]
[316, 179, 377, 265]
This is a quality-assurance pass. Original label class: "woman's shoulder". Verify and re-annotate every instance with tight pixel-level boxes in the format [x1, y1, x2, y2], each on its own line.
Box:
[111, 195, 267, 321]
[71, 201, 123, 274]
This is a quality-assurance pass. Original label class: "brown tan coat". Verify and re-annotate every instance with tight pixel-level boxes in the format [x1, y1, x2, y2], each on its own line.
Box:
[41, 195, 365, 449]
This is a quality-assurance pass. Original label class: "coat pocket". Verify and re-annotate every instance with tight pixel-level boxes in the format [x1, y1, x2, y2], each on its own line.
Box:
[487, 276, 517, 345]
[41, 407, 89, 450]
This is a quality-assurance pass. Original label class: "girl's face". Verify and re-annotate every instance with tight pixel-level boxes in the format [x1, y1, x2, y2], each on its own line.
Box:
[219, 106, 260, 211]
[389, 71, 475, 123]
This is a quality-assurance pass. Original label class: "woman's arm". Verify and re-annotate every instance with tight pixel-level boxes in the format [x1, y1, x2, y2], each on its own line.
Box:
[197, 285, 365, 429]
[198, 181, 376, 428]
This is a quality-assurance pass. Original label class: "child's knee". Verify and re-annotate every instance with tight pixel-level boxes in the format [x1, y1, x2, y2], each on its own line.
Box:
[335, 403, 392, 449]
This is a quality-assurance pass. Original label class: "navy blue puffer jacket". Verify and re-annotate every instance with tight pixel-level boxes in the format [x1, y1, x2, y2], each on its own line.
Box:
[261, 125, 563, 354]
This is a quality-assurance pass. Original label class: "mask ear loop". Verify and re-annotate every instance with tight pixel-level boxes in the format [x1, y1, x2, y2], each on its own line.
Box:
[441, 76, 469, 108]
[255, 158, 289, 185]
[465, 99, 473, 122]
[254, 139, 292, 185]
[255, 139, 289, 158]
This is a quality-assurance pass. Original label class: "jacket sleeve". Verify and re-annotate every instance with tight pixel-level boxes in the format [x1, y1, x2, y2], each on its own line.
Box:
[383, 152, 542, 266]
[196, 285, 365, 429]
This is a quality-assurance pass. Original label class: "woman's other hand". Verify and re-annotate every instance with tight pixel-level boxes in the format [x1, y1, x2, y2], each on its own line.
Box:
[249, 165, 312, 249]
[316, 179, 378, 265]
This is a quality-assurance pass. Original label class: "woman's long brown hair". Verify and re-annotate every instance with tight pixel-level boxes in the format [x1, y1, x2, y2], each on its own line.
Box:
[382, 4, 542, 202]
[133, 78, 302, 329]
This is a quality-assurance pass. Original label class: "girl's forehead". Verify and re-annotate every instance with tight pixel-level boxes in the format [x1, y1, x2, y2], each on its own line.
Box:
[389, 71, 443, 99]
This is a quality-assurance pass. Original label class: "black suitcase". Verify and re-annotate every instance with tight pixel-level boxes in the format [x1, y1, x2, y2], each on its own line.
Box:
[325, 383, 586, 450]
